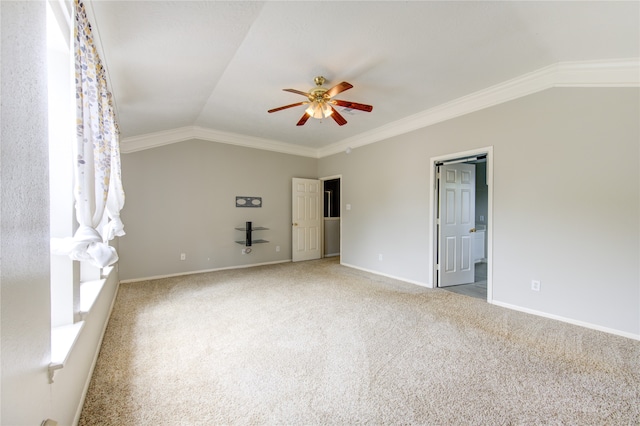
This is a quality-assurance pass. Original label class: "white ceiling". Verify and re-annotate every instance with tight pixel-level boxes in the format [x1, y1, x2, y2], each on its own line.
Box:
[88, 1, 639, 154]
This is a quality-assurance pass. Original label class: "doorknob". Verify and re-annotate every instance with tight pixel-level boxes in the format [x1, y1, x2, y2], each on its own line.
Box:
[293, 223, 298, 227]
[469, 228, 476, 233]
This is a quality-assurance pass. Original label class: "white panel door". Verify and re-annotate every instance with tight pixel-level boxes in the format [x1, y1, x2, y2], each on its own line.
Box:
[292, 178, 322, 262]
[438, 163, 475, 287]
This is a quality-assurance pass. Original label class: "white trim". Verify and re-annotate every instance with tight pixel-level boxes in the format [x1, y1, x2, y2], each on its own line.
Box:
[320, 174, 342, 181]
[121, 126, 318, 158]
[341, 262, 430, 288]
[318, 58, 639, 157]
[428, 147, 494, 303]
[119, 259, 292, 284]
[49, 322, 84, 383]
[491, 300, 640, 341]
[553, 58, 640, 87]
[119, 58, 639, 158]
[47, 0, 72, 48]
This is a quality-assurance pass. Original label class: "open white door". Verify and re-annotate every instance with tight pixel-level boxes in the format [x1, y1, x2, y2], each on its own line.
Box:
[438, 163, 475, 287]
[292, 178, 322, 262]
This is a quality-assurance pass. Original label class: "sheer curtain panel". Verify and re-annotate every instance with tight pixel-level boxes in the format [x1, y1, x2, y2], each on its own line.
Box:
[52, 0, 125, 268]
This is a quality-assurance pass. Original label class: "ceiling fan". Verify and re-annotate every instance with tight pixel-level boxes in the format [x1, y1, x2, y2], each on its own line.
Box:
[267, 76, 373, 126]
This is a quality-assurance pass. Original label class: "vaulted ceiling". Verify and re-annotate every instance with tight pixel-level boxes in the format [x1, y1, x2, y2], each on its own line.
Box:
[87, 1, 639, 156]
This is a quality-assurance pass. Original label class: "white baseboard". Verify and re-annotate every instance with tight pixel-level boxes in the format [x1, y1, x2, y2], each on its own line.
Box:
[341, 262, 432, 288]
[491, 300, 640, 341]
[120, 259, 292, 284]
[341, 262, 637, 341]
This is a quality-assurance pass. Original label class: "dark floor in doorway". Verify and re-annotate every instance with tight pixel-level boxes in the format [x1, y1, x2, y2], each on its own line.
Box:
[441, 262, 487, 300]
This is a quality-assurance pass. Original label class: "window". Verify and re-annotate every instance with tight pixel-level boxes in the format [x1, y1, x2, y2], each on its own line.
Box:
[46, 0, 126, 383]
[47, 0, 78, 329]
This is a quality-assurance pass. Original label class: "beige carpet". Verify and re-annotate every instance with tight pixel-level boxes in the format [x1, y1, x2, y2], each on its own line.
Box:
[80, 258, 640, 425]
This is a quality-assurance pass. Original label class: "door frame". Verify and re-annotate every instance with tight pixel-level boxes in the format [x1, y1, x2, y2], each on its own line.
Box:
[320, 175, 342, 260]
[428, 147, 493, 303]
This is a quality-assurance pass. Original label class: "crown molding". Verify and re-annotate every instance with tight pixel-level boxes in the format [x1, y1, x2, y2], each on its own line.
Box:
[120, 58, 639, 158]
[120, 126, 318, 158]
[317, 58, 640, 158]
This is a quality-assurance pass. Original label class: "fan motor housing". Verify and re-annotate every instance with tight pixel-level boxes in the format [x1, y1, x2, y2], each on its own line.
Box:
[309, 87, 328, 102]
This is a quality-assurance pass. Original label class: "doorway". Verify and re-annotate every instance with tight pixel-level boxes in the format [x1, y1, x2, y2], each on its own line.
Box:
[291, 176, 342, 262]
[321, 176, 341, 259]
[431, 148, 492, 302]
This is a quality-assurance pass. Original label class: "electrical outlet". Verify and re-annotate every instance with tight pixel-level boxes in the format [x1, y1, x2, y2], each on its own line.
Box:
[531, 280, 541, 291]
[276, 245, 280, 252]
[378, 254, 383, 261]
[180, 253, 186, 261]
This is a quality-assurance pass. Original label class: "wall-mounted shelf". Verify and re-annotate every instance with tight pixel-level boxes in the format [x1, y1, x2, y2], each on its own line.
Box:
[235, 222, 268, 246]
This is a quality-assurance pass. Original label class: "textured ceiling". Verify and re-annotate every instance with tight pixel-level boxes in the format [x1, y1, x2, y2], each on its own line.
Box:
[88, 1, 639, 152]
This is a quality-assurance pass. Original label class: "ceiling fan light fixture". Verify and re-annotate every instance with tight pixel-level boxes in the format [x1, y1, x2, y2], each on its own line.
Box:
[305, 101, 321, 118]
[321, 102, 333, 118]
[269, 76, 372, 126]
[305, 101, 333, 119]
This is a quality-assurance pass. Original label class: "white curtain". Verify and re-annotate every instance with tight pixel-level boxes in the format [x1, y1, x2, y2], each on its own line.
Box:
[52, 0, 125, 268]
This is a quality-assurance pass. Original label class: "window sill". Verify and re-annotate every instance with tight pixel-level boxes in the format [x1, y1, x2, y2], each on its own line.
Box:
[48, 266, 113, 383]
[49, 322, 84, 383]
[79, 266, 112, 318]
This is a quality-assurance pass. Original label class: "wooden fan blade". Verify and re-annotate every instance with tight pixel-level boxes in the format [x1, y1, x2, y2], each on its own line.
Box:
[268, 102, 307, 113]
[332, 100, 373, 112]
[325, 81, 353, 98]
[329, 105, 347, 126]
[296, 112, 311, 126]
[283, 88, 310, 97]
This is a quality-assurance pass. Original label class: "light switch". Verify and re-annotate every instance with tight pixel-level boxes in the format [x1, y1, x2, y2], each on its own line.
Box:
[346, 204, 351, 211]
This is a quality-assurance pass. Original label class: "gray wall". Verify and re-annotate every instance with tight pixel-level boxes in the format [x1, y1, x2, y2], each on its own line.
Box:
[319, 88, 639, 336]
[119, 140, 317, 280]
[119, 88, 639, 337]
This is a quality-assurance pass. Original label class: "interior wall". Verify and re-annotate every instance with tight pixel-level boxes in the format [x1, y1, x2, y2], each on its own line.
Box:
[1, 2, 52, 424]
[319, 87, 640, 337]
[119, 139, 317, 281]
